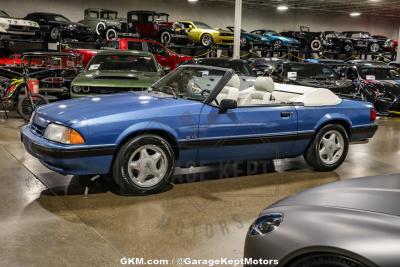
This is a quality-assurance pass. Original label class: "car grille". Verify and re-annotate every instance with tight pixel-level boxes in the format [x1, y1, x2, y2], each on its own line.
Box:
[31, 123, 46, 136]
[220, 32, 234, 37]
[79, 86, 147, 94]
[9, 25, 38, 32]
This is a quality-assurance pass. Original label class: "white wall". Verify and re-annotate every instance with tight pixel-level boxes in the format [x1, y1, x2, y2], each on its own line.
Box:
[2, 0, 400, 39]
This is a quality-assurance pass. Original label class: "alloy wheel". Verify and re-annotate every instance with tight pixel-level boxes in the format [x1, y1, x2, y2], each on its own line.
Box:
[127, 144, 168, 188]
[318, 130, 345, 165]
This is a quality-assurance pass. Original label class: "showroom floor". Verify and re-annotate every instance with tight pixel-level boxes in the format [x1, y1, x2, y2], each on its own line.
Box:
[0, 113, 398, 266]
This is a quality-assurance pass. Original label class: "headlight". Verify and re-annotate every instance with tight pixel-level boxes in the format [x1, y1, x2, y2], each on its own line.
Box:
[82, 87, 90, 93]
[72, 86, 81, 93]
[248, 213, 283, 236]
[44, 123, 85, 144]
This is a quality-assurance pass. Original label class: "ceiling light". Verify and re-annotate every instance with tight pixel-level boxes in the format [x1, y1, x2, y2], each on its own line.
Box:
[350, 12, 361, 17]
[277, 5, 288, 11]
[188, 0, 198, 2]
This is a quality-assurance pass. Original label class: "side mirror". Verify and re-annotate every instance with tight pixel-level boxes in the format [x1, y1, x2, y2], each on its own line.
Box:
[219, 99, 237, 114]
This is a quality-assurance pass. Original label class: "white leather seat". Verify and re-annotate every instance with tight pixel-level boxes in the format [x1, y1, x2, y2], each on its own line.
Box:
[241, 76, 275, 106]
[216, 74, 240, 103]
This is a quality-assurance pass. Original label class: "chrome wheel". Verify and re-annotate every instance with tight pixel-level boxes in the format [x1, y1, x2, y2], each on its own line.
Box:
[318, 130, 344, 165]
[106, 29, 117, 41]
[127, 145, 167, 188]
[273, 40, 283, 50]
[96, 22, 106, 35]
[370, 43, 380, 53]
[50, 27, 59, 40]
[201, 34, 213, 47]
[344, 43, 353, 52]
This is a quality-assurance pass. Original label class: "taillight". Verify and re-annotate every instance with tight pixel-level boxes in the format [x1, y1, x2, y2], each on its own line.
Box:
[370, 108, 377, 122]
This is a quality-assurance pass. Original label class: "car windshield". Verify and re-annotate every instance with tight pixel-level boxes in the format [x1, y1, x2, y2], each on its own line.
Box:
[267, 31, 280, 36]
[194, 59, 255, 76]
[193, 21, 212, 29]
[46, 14, 70, 22]
[87, 54, 157, 72]
[101, 11, 117, 19]
[286, 64, 339, 80]
[334, 32, 345, 37]
[148, 66, 227, 101]
[0, 10, 10, 18]
[359, 67, 400, 80]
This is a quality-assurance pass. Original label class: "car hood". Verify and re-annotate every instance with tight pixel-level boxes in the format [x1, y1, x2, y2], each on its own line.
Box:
[72, 70, 160, 87]
[34, 92, 195, 125]
[270, 174, 400, 216]
[0, 17, 39, 27]
[242, 32, 261, 40]
[267, 35, 300, 44]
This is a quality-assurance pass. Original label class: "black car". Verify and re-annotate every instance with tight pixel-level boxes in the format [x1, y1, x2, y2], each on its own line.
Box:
[184, 58, 256, 89]
[24, 12, 97, 42]
[342, 31, 380, 53]
[320, 31, 354, 53]
[247, 58, 286, 75]
[343, 62, 400, 114]
[280, 27, 322, 52]
[304, 59, 351, 77]
[271, 62, 357, 96]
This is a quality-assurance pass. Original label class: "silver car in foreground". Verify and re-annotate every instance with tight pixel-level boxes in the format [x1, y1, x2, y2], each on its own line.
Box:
[244, 174, 400, 267]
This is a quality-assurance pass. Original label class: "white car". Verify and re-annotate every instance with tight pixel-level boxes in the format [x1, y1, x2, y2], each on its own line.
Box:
[0, 10, 39, 39]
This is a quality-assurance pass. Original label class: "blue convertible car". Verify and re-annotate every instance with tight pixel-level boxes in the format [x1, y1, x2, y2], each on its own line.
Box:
[21, 65, 377, 194]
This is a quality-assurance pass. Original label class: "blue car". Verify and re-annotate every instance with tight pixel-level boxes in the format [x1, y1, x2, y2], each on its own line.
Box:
[251, 29, 301, 50]
[21, 65, 377, 195]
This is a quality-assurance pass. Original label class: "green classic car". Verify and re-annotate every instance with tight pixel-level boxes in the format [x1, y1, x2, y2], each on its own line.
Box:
[70, 50, 164, 98]
[79, 8, 126, 39]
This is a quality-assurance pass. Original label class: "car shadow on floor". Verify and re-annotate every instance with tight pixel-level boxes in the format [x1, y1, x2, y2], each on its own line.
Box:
[39, 160, 278, 197]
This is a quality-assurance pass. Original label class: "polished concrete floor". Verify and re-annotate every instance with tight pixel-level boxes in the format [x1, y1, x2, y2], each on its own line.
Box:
[0, 112, 399, 266]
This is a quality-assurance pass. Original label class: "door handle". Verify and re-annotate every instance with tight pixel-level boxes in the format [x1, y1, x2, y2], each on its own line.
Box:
[281, 111, 293, 117]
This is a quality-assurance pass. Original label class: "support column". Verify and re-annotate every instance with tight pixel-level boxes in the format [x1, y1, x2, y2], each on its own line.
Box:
[233, 0, 242, 59]
[396, 26, 400, 62]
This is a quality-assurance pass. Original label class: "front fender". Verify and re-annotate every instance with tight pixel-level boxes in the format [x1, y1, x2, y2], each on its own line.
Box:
[115, 121, 179, 146]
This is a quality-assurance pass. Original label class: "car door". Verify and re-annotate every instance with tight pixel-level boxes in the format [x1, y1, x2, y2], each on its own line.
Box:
[196, 104, 298, 164]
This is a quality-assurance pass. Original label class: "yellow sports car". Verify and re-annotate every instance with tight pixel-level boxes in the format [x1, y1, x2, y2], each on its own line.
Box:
[177, 20, 234, 47]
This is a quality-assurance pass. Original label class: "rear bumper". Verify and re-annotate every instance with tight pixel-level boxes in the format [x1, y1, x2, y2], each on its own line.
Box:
[21, 125, 114, 175]
[350, 124, 378, 142]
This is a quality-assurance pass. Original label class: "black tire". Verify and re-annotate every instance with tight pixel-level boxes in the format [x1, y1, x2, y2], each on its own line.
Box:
[106, 28, 118, 41]
[112, 135, 175, 195]
[160, 31, 172, 45]
[369, 42, 380, 53]
[200, 33, 213, 47]
[311, 40, 322, 51]
[343, 42, 354, 53]
[304, 124, 349, 172]
[273, 40, 284, 50]
[17, 94, 48, 121]
[287, 253, 368, 267]
[96, 22, 106, 35]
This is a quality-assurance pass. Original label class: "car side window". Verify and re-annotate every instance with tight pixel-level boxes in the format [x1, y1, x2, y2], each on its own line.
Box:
[148, 43, 167, 55]
[89, 11, 98, 19]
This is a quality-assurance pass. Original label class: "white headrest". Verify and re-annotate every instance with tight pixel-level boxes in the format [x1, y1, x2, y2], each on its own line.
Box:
[226, 74, 241, 88]
[254, 76, 275, 93]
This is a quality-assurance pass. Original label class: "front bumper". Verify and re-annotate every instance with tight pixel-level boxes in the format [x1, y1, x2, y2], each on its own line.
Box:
[21, 125, 115, 175]
[350, 124, 378, 142]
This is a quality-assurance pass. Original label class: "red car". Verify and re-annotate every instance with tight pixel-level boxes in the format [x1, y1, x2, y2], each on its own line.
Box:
[126, 11, 188, 45]
[111, 38, 192, 69]
[62, 48, 99, 67]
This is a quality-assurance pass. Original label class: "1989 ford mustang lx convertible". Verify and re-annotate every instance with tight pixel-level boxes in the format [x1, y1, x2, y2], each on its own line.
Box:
[21, 65, 377, 194]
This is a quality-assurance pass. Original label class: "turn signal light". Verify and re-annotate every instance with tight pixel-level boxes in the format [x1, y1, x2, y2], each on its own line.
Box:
[68, 129, 85, 144]
[370, 108, 377, 122]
